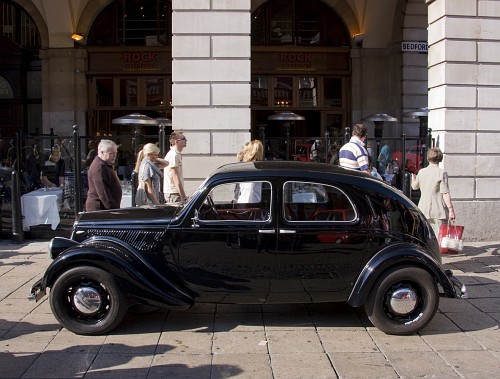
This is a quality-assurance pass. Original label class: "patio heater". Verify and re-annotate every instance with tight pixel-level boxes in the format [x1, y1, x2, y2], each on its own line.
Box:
[155, 116, 172, 158]
[362, 113, 398, 160]
[404, 107, 429, 168]
[404, 107, 428, 139]
[268, 112, 305, 161]
[112, 113, 159, 207]
[112, 113, 160, 156]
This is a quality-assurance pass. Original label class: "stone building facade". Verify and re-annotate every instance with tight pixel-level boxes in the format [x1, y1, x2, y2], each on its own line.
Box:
[1, 0, 499, 240]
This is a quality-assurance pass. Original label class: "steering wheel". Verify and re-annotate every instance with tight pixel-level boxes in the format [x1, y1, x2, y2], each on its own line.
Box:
[205, 194, 220, 220]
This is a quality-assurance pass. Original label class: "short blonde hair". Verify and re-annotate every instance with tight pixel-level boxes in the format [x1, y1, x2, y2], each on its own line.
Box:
[427, 147, 443, 163]
[142, 143, 160, 156]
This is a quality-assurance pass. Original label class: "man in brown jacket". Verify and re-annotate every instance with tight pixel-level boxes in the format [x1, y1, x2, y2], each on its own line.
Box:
[85, 139, 122, 211]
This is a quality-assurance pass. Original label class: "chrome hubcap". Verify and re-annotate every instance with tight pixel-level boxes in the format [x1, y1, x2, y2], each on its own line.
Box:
[73, 286, 102, 315]
[389, 287, 417, 315]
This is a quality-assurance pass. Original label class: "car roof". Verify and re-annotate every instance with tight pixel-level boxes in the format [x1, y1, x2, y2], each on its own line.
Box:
[209, 161, 411, 204]
[213, 161, 369, 179]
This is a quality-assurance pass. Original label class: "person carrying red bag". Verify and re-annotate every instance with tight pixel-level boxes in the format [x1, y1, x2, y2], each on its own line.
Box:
[411, 147, 455, 236]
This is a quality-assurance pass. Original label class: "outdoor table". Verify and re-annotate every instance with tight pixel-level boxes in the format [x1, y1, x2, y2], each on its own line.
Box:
[21, 187, 62, 231]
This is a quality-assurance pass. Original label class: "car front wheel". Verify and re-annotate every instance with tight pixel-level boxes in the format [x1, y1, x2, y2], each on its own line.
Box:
[50, 266, 127, 335]
[365, 266, 439, 335]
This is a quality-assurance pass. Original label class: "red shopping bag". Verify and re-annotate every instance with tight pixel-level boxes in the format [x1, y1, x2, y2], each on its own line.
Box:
[438, 222, 464, 254]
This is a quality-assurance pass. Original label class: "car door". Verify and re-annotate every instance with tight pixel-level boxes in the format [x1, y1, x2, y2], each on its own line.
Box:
[175, 179, 278, 303]
[272, 180, 368, 303]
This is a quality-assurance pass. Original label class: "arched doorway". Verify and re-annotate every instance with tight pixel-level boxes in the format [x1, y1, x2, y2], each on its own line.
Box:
[251, 0, 351, 160]
[0, 0, 41, 147]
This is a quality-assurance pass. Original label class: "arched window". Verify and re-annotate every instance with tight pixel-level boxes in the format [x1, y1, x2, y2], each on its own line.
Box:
[88, 0, 171, 46]
[252, 0, 349, 46]
[0, 0, 40, 48]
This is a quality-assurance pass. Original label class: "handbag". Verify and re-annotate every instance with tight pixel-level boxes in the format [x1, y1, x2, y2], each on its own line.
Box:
[438, 221, 464, 254]
[135, 180, 148, 206]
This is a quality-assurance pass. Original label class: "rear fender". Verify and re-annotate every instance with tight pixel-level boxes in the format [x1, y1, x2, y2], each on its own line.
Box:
[347, 242, 458, 307]
[41, 236, 193, 308]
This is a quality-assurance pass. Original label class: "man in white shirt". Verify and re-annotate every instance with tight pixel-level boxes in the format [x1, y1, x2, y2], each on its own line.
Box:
[163, 131, 187, 203]
[339, 123, 370, 173]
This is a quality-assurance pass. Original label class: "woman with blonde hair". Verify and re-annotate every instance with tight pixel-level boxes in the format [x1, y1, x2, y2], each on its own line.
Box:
[134, 143, 168, 205]
[237, 139, 264, 162]
[235, 140, 264, 203]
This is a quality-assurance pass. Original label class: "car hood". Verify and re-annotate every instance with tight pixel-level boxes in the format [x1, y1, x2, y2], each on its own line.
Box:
[76, 204, 183, 226]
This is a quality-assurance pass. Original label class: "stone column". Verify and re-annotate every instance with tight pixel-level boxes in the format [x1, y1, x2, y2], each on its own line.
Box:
[427, 0, 500, 240]
[171, 0, 251, 193]
[40, 48, 88, 137]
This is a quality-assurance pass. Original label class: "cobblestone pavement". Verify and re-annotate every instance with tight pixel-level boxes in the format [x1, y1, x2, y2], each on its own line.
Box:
[0, 239, 499, 378]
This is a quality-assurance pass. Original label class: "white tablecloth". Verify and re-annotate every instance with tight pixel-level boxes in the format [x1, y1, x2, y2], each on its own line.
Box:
[21, 188, 63, 231]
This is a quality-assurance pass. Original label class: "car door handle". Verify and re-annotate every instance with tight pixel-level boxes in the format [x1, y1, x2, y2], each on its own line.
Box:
[258, 229, 276, 234]
[279, 229, 296, 234]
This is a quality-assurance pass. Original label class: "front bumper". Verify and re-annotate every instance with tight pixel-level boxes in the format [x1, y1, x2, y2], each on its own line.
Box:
[28, 278, 45, 302]
[445, 269, 467, 298]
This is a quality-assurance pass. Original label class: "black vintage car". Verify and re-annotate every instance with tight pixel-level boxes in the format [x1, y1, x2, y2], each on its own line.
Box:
[30, 161, 466, 335]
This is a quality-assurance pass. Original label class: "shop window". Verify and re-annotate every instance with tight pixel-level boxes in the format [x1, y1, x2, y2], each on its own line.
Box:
[274, 77, 293, 108]
[120, 79, 138, 107]
[324, 78, 342, 107]
[96, 79, 113, 107]
[145, 78, 164, 107]
[252, 0, 349, 47]
[88, 0, 171, 46]
[270, 0, 293, 45]
[298, 77, 317, 107]
[0, 1, 40, 48]
[91, 77, 170, 110]
[251, 77, 269, 106]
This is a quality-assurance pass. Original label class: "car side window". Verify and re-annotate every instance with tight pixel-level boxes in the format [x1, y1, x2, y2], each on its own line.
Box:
[368, 195, 407, 237]
[198, 181, 271, 222]
[283, 181, 356, 222]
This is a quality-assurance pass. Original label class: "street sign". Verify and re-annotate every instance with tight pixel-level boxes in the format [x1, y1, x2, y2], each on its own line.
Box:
[402, 41, 428, 53]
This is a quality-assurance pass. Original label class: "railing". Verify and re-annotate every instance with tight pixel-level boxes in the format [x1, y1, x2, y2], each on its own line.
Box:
[0, 126, 433, 241]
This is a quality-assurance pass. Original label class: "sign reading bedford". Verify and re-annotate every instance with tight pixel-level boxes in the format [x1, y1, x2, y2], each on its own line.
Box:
[402, 41, 428, 53]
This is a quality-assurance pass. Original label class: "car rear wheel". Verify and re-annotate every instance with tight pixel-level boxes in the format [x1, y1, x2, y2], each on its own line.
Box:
[365, 266, 438, 335]
[50, 266, 127, 335]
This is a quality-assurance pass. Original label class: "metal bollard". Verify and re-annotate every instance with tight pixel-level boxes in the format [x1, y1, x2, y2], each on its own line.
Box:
[11, 170, 25, 243]
[344, 127, 351, 144]
[73, 126, 82, 214]
[131, 170, 137, 207]
[402, 172, 411, 198]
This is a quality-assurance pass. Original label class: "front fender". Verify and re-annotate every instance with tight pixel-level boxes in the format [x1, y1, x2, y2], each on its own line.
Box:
[347, 242, 459, 307]
[39, 236, 193, 309]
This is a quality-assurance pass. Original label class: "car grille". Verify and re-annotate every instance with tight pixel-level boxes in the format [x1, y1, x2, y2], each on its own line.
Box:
[77, 229, 165, 252]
